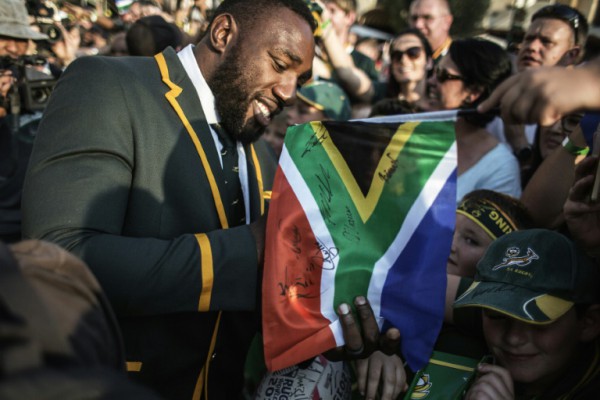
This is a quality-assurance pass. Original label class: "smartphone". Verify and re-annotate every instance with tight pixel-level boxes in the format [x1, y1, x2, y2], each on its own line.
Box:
[591, 126, 600, 202]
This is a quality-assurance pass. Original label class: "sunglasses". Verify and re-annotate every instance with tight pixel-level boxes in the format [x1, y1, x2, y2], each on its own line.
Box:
[390, 46, 423, 62]
[561, 113, 584, 134]
[533, 5, 584, 45]
[434, 67, 463, 83]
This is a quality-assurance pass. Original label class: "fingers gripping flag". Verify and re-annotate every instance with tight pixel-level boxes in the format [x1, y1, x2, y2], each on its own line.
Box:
[262, 113, 457, 372]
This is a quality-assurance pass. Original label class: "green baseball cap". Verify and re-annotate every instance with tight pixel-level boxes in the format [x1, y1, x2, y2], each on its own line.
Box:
[297, 81, 352, 121]
[454, 229, 600, 324]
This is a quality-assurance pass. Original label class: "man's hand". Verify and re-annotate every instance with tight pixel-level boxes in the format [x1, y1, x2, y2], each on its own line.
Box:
[322, 296, 406, 399]
[0, 70, 15, 118]
[51, 23, 81, 68]
[464, 363, 514, 400]
[478, 64, 600, 127]
[0, 70, 15, 99]
[564, 155, 600, 256]
[356, 350, 407, 400]
[323, 296, 401, 360]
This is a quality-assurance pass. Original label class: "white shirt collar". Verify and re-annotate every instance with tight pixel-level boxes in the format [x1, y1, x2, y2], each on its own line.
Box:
[177, 44, 220, 125]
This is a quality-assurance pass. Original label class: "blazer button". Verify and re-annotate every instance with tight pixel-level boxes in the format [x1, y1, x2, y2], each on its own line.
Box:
[211, 352, 217, 360]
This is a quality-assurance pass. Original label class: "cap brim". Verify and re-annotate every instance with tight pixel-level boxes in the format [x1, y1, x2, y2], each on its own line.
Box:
[350, 25, 394, 41]
[297, 91, 325, 112]
[0, 23, 49, 41]
[453, 281, 574, 324]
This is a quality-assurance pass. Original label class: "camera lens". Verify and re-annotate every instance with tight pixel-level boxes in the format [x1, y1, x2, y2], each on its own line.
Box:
[31, 87, 51, 105]
[40, 24, 62, 44]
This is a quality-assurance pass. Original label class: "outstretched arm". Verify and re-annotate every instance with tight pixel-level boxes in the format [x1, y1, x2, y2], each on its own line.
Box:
[314, 0, 375, 104]
[521, 125, 587, 228]
[479, 60, 600, 126]
[564, 154, 600, 257]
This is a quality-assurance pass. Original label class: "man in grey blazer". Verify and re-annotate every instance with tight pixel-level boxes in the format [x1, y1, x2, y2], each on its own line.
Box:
[21, 0, 316, 398]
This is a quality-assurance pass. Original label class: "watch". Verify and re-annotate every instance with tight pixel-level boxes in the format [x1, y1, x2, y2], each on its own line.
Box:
[514, 145, 533, 162]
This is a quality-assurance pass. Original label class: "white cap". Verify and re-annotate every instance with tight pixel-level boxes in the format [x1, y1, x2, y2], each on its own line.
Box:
[0, 0, 49, 40]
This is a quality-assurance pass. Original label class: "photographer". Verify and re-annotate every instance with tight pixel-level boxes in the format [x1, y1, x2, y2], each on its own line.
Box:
[0, 0, 50, 243]
[26, 0, 81, 69]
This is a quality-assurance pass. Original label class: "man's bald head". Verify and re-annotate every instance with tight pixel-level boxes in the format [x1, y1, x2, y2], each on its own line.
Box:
[409, 0, 452, 53]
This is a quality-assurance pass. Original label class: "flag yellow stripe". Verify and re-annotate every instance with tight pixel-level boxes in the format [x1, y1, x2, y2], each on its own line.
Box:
[314, 121, 418, 222]
[429, 358, 475, 372]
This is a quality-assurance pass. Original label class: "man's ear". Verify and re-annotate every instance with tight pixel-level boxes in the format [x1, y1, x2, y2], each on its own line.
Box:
[578, 304, 600, 342]
[560, 47, 581, 66]
[464, 85, 484, 106]
[443, 14, 453, 32]
[209, 13, 237, 55]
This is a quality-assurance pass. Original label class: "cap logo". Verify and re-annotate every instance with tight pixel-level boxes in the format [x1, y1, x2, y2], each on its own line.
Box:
[410, 374, 432, 398]
[492, 247, 539, 271]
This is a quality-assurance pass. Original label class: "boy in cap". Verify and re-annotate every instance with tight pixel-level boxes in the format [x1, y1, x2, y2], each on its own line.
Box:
[286, 80, 351, 126]
[454, 229, 600, 399]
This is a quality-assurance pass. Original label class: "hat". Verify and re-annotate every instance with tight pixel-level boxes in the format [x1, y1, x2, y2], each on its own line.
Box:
[456, 197, 518, 240]
[0, 0, 48, 41]
[116, 0, 134, 15]
[297, 81, 351, 121]
[454, 229, 600, 324]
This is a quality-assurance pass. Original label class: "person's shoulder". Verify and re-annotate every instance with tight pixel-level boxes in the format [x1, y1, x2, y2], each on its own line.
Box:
[490, 144, 521, 177]
[67, 55, 153, 74]
[476, 142, 514, 165]
[491, 142, 515, 157]
[65, 55, 156, 86]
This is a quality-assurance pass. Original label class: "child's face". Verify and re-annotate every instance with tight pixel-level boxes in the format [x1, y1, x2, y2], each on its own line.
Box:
[482, 308, 582, 389]
[447, 213, 493, 277]
[286, 101, 327, 126]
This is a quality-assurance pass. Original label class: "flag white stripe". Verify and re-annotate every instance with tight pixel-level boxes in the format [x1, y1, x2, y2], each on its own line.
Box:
[354, 109, 459, 124]
[279, 146, 341, 343]
[367, 142, 457, 322]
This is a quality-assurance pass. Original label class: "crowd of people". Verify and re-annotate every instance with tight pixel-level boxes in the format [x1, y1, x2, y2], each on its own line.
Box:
[1, 0, 600, 399]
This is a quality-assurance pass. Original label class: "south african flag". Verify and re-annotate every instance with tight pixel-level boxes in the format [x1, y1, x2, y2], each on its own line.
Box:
[262, 113, 457, 372]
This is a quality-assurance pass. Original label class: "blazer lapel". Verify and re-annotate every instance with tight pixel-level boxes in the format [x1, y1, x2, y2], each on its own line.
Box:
[155, 48, 230, 228]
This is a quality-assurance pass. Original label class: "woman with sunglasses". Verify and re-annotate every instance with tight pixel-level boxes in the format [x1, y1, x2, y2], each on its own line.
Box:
[429, 37, 522, 203]
[369, 28, 434, 117]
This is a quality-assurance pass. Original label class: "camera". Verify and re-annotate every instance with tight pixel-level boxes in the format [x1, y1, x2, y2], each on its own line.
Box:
[26, 0, 68, 44]
[0, 55, 57, 114]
